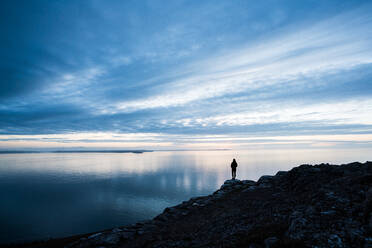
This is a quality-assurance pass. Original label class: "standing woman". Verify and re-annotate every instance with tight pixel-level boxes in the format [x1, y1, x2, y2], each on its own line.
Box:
[231, 159, 238, 179]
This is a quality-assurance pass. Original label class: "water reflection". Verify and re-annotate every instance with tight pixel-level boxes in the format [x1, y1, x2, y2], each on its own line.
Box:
[0, 149, 371, 243]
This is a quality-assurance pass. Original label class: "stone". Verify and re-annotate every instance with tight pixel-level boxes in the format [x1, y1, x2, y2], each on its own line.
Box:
[275, 171, 287, 176]
[242, 180, 256, 186]
[264, 236, 278, 247]
[321, 210, 337, 216]
[233, 184, 243, 189]
[328, 234, 343, 248]
[88, 232, 102, 239]
[223, 179, 242, 185]
[258, 175, 274, 184]
[102, 233, 120, 244]
[364, 237, 372, 248]
[242, 186, 257, 192]
[112, 228, 122, 233]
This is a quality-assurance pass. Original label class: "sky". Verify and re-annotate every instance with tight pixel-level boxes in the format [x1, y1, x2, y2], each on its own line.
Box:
[1, 0, 372, 150]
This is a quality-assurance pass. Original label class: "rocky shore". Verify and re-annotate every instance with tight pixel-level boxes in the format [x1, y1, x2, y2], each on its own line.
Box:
[7, 161, 372, 248]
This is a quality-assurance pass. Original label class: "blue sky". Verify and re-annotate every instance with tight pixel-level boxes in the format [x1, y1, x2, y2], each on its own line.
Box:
[1, 0, 372, 150]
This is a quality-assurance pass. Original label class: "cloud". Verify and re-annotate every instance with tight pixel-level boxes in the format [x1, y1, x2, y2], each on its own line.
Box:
[172, 98, 372, 127]
[0, 1, 372, 149]
[111, 7, 372, 113]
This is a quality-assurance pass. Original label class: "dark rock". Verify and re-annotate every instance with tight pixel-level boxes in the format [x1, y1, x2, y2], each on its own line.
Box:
[264, 236, 278, 247]
[258, 175, 274, 184]
[328, 234, 344, 248]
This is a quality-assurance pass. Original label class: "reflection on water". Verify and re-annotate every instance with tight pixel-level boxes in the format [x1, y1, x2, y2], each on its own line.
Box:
[0, 149, 370, 243]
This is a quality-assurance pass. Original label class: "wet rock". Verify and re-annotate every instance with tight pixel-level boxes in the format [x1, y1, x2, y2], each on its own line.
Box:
[112, 228, 122, 233]
[88, 232, 102, 239]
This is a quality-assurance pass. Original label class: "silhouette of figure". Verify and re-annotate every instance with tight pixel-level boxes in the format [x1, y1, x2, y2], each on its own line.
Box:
[231, 159, 238, 179]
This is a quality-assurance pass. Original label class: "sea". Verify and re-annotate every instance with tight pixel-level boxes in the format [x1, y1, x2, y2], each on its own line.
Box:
[0, 149, 370, 244]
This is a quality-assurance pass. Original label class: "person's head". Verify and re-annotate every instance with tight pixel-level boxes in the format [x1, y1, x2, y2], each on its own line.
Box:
[233, 158, 236, 162]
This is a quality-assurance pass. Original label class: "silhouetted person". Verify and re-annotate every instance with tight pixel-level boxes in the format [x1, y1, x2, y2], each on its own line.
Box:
[231, 159, 238, 179]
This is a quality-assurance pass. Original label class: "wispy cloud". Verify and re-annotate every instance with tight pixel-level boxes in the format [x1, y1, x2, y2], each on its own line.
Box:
[172, 98, 372, 127]
[111, 8, 372, 114]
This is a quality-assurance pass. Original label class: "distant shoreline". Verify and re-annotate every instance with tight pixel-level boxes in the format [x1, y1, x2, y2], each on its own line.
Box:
[0, 149, 231, 154]
[0, 150, 152, 154]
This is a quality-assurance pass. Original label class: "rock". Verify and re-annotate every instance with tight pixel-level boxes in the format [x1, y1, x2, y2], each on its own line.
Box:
[364, 237, 372, 248]
[287, 211, 307, 240]
[248, 244, 259, 248]
[242, 180, 256, 187]
[88, 232, 102, 239]
[112, 228, 122, 233]
[321, 210, 337, 216]
[220, 179, 242, 190]
[257, 175, 274, 188]
[275, 171, 287, 176]
[233, 184, 243, 189]
[242, 186, 257, 192]
[264, 236, 278, 247]
[258, 175, 274, 184]
[122, 231, 135, 239]
[224, 179, 242, 184]
[311, 167, 321, 172]
[102, 233, 120, 244]
[328, 234, 344, 248]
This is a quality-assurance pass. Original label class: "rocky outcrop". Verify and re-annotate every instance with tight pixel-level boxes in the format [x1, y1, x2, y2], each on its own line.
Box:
[50, 162, 372, 247]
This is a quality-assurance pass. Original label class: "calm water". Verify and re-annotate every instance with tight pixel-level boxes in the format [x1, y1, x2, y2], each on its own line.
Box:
[0, 149, 371, 243]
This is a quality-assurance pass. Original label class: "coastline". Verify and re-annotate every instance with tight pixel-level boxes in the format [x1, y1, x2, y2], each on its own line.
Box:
[3, 161, 372, 248]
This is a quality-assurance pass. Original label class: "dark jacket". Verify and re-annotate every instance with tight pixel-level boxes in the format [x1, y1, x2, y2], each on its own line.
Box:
[231, 160, 238, 169]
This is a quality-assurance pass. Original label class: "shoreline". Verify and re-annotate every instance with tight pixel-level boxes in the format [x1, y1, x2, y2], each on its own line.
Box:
[3, 161, 372, 247]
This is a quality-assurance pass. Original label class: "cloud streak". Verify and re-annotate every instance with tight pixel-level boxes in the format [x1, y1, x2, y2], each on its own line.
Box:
[112, 8, 372, 113]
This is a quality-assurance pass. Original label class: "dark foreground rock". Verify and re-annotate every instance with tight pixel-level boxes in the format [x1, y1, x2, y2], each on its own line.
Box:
[7, 161, 372, 248]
